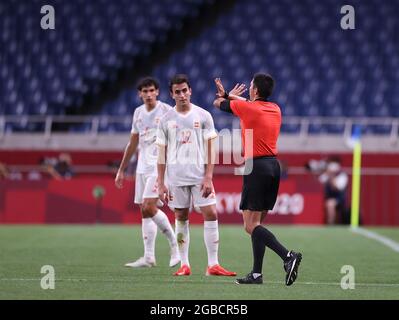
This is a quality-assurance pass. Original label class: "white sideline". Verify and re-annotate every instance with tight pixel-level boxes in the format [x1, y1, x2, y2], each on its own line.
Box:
[351, 227, 399, 253]
[1, 278, 399, 288]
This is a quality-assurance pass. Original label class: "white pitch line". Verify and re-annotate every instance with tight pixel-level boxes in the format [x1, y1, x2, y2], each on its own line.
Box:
[0, 278, 87, 282]
[172, 279, 399, 287]
[277, 281, 399, 288]
[1, 278, 399, 288]
[351, 227, 399, 253]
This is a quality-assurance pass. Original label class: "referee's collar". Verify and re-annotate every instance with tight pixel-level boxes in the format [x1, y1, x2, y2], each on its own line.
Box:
[254, 98, 268, 102]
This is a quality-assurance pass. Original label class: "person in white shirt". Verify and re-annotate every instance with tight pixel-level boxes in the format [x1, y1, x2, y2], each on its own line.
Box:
[318, 157, 349, 225]
[115, 77, 180, 268]
[156, 74, 236, 277]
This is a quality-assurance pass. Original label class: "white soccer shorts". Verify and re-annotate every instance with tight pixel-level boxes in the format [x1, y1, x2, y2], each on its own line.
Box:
[134, 173, 159, 204]
[168, 184, 216, 209]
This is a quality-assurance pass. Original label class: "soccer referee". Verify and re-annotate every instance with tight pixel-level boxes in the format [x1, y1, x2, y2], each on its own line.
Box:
[213, 74, 302, 285]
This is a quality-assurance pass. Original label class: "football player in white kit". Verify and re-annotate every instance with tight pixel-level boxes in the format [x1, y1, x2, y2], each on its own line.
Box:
[156, 74, 236, 276]
[115, 77, 180, 268]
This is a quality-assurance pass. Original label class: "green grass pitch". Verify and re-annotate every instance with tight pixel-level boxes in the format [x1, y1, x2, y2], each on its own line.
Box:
[0, 225, 398, 300]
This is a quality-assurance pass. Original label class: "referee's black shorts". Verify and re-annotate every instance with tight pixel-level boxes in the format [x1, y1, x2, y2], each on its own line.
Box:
[239, 156, 280, 211]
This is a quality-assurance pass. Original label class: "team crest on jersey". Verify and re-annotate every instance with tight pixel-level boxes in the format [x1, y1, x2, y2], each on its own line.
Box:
[193, 120, 200, 128]
[155, 117, 160, 125]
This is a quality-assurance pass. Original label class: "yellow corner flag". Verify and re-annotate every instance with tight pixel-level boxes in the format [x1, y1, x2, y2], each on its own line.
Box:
[350, 126, 362, 228]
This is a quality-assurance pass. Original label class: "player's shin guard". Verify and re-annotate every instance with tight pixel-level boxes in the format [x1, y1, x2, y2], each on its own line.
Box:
[175, 219, 190, 266]
[204, 220, 219, 267]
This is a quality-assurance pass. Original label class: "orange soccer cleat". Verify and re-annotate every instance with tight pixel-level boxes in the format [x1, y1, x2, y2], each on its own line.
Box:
[173, 264, 191, 276]
[206, 264, 237, 276]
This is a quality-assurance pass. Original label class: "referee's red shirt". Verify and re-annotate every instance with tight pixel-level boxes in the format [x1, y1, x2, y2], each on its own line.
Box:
[230, 100, 281, 159]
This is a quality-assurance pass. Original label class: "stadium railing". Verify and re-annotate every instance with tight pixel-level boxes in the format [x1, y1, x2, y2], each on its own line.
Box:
[1, 115, 398, 141]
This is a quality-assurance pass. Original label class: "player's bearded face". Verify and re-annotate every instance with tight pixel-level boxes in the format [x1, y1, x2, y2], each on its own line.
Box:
[139, 85, 159, 106]
[171, 83, 192, 107]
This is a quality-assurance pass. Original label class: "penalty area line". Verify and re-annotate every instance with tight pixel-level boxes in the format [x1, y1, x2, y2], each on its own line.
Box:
[350, 227, 399, 253]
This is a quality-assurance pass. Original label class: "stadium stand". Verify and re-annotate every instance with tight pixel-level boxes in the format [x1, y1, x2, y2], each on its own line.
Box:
[0, 0, 398, 134]
[0, 0, 214, 130]
[149, 0, 398, 133]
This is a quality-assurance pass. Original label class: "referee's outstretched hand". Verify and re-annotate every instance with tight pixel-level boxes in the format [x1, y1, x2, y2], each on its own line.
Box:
[214, 78, 226, 98]
[215, 78, 247, 98]
[229, 83, 247, 97]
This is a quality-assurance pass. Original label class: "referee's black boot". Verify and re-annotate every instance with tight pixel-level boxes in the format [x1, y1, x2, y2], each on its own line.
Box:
[235, 272, 263, 285]
[284, 251, 302, 286]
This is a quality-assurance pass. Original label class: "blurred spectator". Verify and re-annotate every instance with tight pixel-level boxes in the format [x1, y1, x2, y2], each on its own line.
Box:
[9, 170, 23, 180]
[54, 153, 74, 179]
[27, 169, 43, 181]
[41, 153, 75, 180]
[319, 157, 348, 225]
[1, 162, 24, 180]
[0, 162, 9, 180]
[279, 160, 289, 180]
[305, 158, 327, 175]
[108, 154, 137, 179]
[306, 156, 349, 225]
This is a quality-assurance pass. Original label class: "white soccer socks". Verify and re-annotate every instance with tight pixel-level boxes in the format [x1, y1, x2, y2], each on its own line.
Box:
[204, 220, 219, 267]
[142, 217, 220, 269]
[142, 217, 158, 260]
[175, 219, 190, 266]
[152, 210, 180, 266]
[152, 210, 178, 249]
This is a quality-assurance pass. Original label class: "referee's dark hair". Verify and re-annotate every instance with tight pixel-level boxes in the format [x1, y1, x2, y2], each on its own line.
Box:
[169, 74, 191, 92]
[137, 77, 159, 91]
[253, 73, 274, 99]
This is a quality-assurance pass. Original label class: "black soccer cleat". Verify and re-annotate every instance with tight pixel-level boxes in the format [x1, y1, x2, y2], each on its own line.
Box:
[235, 273, 263, 285]
[284, 251, 302, 286]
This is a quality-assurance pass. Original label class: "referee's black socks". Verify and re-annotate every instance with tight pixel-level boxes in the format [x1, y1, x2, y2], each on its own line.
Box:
[251, 225, 289, 273]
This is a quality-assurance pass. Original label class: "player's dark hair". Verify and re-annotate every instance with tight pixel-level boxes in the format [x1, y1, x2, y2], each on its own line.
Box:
[137, 77, 159, 91]
[253, 73, 274, 99]
[169, 74, 191, 92]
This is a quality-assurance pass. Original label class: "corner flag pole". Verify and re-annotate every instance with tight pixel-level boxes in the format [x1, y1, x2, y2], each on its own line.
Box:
[350, 125, 362, 228]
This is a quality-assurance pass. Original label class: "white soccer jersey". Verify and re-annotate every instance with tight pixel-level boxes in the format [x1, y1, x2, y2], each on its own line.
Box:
[156, 103, 217, 186]
[131, 101, 172, 175]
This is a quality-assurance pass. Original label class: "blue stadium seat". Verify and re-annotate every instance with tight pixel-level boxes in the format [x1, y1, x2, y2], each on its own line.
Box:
[0, 0, 210, 130]
[1, 0, 398, 134]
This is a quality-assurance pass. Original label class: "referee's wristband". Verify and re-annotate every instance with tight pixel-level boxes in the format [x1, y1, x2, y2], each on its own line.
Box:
[223, 91, 229, 99]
